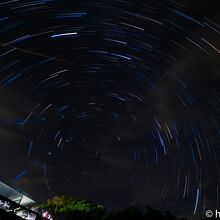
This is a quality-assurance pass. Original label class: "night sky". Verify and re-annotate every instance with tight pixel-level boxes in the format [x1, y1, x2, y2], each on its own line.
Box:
[0, 0, 220, 218]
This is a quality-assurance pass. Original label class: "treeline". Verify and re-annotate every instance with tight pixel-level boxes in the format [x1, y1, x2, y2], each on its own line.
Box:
[39, 196, 211, 220]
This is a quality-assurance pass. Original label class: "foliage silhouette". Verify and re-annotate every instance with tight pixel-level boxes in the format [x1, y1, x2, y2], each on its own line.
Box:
[105, 207, 143, 220]
[106, 206, 179, 220]
[36, 195, 211, 220]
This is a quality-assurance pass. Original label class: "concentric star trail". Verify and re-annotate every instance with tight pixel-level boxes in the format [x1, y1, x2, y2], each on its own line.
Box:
[0, 0, 219, 218]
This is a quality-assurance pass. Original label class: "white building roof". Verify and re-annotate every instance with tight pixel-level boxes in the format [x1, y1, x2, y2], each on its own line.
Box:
[0, 181, 35, 206]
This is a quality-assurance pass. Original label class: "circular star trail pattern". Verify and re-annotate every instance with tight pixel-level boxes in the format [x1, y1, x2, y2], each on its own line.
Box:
[0, 0, 220, 217]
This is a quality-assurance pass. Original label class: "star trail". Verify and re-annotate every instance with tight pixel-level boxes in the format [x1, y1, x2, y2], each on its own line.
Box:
[0, 0, 219, 218]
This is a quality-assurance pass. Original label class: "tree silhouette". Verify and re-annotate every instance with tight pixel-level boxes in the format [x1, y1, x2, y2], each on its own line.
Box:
[37, 196, 196, 220]
[106, 207, 143, 220]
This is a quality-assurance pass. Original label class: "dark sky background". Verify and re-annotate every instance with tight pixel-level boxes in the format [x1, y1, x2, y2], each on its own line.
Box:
[0, 0, 220, 218]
